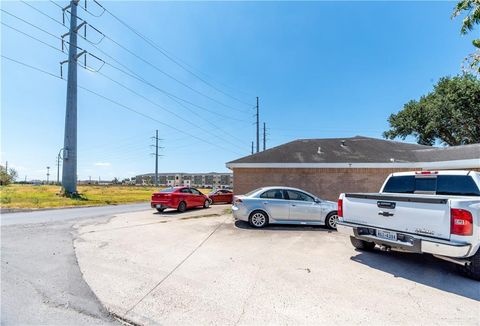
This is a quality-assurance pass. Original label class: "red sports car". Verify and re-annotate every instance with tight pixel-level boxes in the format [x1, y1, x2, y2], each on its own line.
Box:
[208, 189, 234, 204]
[151, 187, 210, 213]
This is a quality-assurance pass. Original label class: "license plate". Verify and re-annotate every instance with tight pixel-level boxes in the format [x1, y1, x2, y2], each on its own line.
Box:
[156, 204, 162, 209]
[377, 230, 397, 241]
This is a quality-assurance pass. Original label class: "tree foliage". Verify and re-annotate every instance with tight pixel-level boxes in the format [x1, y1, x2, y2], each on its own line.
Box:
[384, 74, 480, 146]
[0, 165, 18, 185]
[452, 0, 480, 74]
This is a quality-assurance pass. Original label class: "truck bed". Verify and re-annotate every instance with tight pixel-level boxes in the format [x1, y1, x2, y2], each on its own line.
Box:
[342, 192, 453, 240]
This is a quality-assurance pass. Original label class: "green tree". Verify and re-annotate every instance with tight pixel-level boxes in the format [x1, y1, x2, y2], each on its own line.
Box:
[384, 74, 480, 146]
[0, 165, 18, 185]
[452, 0, 480, 74]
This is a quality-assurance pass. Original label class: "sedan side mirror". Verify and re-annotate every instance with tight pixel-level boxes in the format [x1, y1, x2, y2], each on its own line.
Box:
[314, 198, 322, 204]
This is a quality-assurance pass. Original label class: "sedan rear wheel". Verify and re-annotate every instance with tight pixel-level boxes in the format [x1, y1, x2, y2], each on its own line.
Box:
[325, 212, 338, 230]
[177, 201, 187, 213]
[249, 211, 268, 228]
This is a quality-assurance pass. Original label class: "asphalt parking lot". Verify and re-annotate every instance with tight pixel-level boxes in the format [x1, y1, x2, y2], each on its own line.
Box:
[74, 205, 480, 325]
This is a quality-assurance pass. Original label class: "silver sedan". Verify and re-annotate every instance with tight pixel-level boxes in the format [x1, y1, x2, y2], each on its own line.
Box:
[232, 186, 338, 229]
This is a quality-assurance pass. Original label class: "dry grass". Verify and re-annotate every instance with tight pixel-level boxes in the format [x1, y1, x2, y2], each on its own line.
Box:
[0, 185, 211, 209]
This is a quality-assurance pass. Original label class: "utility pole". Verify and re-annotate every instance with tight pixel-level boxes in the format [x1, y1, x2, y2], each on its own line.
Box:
[256, 97, 259, 153]
[5, 161, 8, 172]
[154, 130, 159, 187]
[251, 141, 254, 155]
[46, 166, 50, 184]
[151, 130, 163, 187]
[61, 0, 80, 195]
[56, 148, 63, 185]
[263, 122, 266, 151]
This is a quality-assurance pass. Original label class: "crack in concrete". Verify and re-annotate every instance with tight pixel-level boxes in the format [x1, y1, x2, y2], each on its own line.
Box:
[234, 265, 262, 326]
[123, 217, 228, 318]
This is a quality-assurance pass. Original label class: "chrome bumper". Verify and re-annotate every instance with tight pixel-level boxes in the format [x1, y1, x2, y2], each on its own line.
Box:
[337, 222, 472, 258]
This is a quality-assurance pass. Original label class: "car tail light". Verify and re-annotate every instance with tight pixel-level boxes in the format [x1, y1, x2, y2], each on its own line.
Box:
[451, 208, 473, 236]
[415, 171, 438, 175]
[338, 199, 343, 217]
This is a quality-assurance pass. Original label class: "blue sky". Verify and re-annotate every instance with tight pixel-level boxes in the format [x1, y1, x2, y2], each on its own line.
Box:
[1, 1, 473, 181]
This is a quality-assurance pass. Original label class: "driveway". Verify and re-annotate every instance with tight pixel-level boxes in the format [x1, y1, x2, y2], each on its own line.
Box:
[74, 205, 480, 325]
[1, 203, 149, 325]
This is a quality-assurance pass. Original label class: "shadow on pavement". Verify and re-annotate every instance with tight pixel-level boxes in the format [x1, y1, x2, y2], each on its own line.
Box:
[153, 207, 207, 216]
[351, 250, 480, 301]
[234, 220, 333, 232]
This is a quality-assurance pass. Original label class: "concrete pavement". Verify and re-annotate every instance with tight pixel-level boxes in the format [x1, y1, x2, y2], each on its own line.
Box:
[1, 202, 151, 325]
[74, 205, 480, 325]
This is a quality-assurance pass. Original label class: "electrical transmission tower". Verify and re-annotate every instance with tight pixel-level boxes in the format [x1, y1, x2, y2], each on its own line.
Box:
[60, 0, 80, 194]
[256, 96, 259, 153]
[263, 122, 267, 151]
[58, 0, 104, 194]
[150, 130, 164, 187]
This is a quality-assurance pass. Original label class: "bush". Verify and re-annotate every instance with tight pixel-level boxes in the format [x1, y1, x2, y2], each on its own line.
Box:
[1, 197, 12, 204]
[0, 165, 18, 186]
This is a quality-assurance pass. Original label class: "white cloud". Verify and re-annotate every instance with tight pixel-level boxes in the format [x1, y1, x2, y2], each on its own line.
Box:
[94, 162, 111, 167]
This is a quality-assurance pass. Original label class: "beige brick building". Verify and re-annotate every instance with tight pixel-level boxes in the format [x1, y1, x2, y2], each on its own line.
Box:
[226, 136, 480, 201]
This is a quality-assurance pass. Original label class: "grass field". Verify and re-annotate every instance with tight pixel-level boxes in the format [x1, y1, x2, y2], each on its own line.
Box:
[0, 184, 211, 209]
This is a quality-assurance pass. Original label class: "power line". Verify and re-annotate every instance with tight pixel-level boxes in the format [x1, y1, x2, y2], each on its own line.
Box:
[2, 9, 66, 43]
[0, 21, 64, 54]
[102, 34, 252, 114]
[78, 31, 251, 123]
[23, 1, 255, 113]
[88, 0, 254, 107]
[6, 5, 252, 152]
[2, 12, 250, 147]
[1, 55, 244, 156]
[7, 4, 253, 141]
[95, 69, 249, 150]
[46, 0, 253, 114]
[5, 6, 249, 124]
[20, 0, 68, 28]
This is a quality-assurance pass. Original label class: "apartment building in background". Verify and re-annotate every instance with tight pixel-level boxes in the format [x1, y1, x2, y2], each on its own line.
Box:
[135, 172, 233, 189]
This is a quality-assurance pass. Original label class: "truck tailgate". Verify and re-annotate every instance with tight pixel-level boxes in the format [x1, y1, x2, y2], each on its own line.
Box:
[343, 193, 451, 240]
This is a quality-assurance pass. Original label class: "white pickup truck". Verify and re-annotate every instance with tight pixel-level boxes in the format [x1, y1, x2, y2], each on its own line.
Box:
[337, 170, 480, 280]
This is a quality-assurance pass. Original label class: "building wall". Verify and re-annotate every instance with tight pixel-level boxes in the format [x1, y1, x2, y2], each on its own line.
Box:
[233, 167, 480, 201]
[233, 168, 417, 201]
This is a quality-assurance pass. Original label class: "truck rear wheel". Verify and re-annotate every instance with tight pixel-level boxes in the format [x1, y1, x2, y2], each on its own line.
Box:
[460, 250, 480, 281]
[350, 236, 376, 251]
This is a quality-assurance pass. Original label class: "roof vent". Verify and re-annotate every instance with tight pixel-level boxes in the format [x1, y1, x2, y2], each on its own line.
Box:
[317, 146, 323, 154]
[341, 140, 346, 146]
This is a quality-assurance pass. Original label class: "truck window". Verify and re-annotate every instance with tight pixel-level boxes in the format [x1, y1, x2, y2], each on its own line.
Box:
[414, 177, 437, 193]
[383, 176, 414, 193]
[383, 175, 480, 196]
[436, 176, 480, 196]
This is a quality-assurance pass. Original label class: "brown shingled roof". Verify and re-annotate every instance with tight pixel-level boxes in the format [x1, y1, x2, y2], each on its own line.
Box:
[228, 136, 480, 164]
